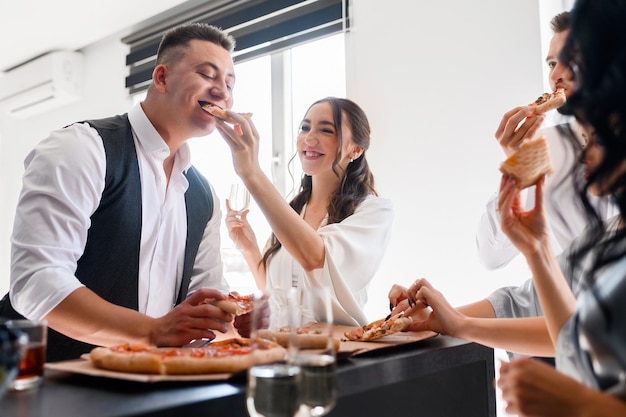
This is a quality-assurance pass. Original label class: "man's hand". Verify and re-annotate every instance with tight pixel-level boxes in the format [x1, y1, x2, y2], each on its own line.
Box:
[495, 106, 545, 157]
[151, 288, 233, 347]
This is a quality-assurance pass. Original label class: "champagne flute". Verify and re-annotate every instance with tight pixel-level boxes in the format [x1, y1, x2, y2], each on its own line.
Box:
[229, 183, 250, 220]
[246, 292, 301, 417]
[289, 287, 337, 417]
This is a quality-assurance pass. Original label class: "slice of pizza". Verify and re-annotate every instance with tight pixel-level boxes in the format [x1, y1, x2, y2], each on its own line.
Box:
[209, 292, 255, 316]
[499, 135, 554, 189]
[201, 103, 228, 119]
[530, 88, 566, 114]
[342, 313, 413, 342]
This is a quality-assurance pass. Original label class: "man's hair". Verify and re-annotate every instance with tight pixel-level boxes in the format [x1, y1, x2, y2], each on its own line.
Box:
[550, 10, 570, 34]
[156, 22, 236, 65]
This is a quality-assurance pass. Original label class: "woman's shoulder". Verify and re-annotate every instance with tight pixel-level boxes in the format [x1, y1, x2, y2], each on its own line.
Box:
[356, 194, 395, 212]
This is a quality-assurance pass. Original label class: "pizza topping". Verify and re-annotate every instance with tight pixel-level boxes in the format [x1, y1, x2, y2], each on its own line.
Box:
[342, 313, 413, 342]
[530, 88, 566, 114]
[208, 292, 255, 316]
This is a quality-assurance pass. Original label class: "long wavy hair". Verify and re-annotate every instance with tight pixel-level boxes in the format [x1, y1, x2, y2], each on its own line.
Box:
[559, 0, 626, 285]
[261, 97, 377, 269]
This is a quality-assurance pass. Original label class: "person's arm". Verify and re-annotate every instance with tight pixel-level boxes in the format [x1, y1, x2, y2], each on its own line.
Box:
[215, 113, 326, 271]
[45, 287, 233, 347]
[476, 106, 546, 270]
[404, 279, 554, 356]
[499, 176, 577, 345]
[476, 192, 522, 269]
[499, 358, 626, 417]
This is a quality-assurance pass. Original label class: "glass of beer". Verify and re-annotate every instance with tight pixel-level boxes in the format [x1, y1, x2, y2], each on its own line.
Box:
[6, 319, 47, 390]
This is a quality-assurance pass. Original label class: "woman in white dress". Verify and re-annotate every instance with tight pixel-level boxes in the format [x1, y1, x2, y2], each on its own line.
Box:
[216, 97, 394, 327]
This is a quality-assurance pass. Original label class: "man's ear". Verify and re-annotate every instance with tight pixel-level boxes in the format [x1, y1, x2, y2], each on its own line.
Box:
[152, 64, 167, 92]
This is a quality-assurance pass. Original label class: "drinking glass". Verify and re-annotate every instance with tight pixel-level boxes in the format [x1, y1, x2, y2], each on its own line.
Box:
[246, 292, 301, 417]
[288, 287, 337, 417]
[229, 183, 250, 218]
[6, 319, 47, 391]
[0, 322, 28, 398]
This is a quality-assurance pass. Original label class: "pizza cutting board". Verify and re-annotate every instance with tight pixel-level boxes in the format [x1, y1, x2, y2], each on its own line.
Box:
[45, 327, 437, 383]
[45, 357, 233, 382]
[332, 325, 438, 357]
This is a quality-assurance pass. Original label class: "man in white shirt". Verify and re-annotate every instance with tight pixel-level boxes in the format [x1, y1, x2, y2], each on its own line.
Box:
[0, 23, 251, 361]
[476, 11, 616, 270]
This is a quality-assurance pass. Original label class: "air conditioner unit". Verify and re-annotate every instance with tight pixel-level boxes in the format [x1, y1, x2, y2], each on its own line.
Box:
[0, 51, 84, 119]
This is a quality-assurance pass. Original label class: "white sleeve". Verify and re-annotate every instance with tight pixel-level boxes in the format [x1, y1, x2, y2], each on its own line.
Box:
[303, 196, 395, 326]
[186, 185, 229, 295]
[10, 123, 106, 320]
[475, 188, 533, 270]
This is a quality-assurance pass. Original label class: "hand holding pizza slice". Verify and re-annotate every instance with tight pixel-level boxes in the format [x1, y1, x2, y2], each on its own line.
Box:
[208, 292, 255, 316]
[530, 88, 566, 114]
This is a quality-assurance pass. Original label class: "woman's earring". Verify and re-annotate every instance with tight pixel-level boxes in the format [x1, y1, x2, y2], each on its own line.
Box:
[350, 158, 354, 163]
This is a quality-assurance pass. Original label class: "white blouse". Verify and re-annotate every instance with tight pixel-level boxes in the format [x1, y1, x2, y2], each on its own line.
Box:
[266, 195, 395, 327]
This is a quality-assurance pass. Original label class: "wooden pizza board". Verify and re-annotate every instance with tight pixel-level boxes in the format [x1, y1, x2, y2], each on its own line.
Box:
[45, 326, 437, 383]
[332, 325, 438, 357]
[45, 356, 233, 382]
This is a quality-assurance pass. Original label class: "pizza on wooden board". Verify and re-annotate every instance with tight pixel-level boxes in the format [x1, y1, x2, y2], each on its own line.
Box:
[89, 338, 286, 375]
[342, 313, 413, 342]
[257, 325, 341, 350]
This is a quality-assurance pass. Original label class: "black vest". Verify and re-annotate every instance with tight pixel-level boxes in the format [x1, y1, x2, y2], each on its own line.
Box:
[0, 114, 214, 361]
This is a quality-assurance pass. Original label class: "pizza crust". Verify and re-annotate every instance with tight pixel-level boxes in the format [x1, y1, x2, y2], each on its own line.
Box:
[499, 135, 554, 189]
[257, 328, 340, 350]
[90, 346, 163, 374]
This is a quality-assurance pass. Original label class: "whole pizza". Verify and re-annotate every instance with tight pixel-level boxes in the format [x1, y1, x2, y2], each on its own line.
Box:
[89, 337, 286, 375]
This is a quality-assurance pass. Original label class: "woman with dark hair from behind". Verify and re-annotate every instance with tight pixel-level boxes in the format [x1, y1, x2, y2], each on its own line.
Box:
[215, 97, 394, 327]
[494, 0, 626, 415]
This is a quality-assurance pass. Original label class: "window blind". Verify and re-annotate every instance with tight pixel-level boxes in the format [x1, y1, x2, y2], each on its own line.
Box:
[123, 0, 349, 94]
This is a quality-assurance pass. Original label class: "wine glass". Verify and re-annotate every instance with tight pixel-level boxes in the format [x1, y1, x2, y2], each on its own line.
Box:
[288, 287, 337, 417]
[246, 292, 301, 417]
[229, 183, 250, 219]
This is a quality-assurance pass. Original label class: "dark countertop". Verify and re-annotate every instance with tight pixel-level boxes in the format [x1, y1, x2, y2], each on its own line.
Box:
[1, 335, 496, 417]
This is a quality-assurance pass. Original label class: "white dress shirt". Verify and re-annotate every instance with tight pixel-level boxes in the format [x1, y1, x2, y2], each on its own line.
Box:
[10, 103, 227, 320]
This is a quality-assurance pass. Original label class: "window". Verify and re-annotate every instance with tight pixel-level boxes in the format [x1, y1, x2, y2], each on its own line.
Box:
[135, 34, 346, 292]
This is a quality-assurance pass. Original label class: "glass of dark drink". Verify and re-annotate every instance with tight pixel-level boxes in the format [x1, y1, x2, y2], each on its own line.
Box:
[6, 319, 47, 390]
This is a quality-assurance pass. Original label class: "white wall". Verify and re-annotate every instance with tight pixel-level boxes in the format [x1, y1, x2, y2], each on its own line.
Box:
[0, 1, 552, 324]
[348, 0, 546, 320]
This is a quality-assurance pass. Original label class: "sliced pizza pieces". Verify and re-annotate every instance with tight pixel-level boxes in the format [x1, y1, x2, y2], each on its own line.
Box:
[342, 313, 413, 342]
[89, 337, 286, 375]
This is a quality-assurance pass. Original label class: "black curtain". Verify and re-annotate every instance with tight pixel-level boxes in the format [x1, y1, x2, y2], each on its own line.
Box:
[123, 0, 349, 94]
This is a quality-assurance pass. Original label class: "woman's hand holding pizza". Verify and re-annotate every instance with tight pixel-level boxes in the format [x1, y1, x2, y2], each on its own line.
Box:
[213, 110, 261, 180]
[401, 278, 468, 336]
[498, 175, 551, 257]
[151, 288, 233, 347]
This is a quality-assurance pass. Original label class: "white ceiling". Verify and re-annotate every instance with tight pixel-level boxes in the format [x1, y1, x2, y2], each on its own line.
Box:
[0, 0, 192, 73]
